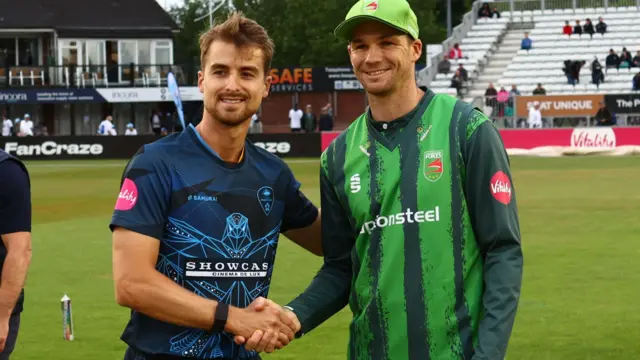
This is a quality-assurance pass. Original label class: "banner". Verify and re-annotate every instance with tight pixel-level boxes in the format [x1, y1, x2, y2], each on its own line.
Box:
[499, 127, 640, 156]
[604, 93, 640, 114]
[516, 94, 604, 117]
[0, 87, 204, 104]
[268, 67, 365, 93]
[0, 133, 321, 160]
[0, 89, 102, 104]
[321, 128, 640, 156]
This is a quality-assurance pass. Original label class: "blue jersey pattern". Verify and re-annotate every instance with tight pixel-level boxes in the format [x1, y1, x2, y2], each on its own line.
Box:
[110, 125, 317, 359]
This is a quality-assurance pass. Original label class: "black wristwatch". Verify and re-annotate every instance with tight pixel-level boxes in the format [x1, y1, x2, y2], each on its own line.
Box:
[211, 302, 229, 333]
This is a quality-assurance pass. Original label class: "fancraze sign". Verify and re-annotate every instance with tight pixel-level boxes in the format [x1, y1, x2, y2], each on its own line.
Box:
[0, 134, 321, 160]
[515, 94, 604, 117]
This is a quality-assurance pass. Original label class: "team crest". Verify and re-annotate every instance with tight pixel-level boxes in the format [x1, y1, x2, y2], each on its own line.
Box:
[423, 151, 444, 182]
[364, 0, 378, 12]
[257, 186, 274, 215]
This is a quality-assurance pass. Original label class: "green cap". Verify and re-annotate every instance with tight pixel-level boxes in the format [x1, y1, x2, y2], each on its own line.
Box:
[334, 0, 419, 41]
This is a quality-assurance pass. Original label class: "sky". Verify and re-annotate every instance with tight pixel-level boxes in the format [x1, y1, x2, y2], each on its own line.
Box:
[156, 0, 182, 10]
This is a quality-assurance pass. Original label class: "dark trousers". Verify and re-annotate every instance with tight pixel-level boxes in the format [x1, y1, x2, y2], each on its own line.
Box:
[0, 314, 21, 360]
[124, 346, 262, 360]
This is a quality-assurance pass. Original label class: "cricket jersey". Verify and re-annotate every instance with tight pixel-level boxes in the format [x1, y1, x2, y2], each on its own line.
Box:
[0, 150, 30, 315]
[109, 124, 318, 359]
[287, 88, 523, 360]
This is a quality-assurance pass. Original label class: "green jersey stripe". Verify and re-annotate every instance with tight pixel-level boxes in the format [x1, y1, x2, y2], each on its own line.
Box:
[449, 101, 475, 359]
[399, 130, 431, 360]
[364, 137, 389, 360]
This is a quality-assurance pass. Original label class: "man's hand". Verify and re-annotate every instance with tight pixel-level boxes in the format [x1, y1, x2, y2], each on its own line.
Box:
[232, 299, 301, 353]
[226, 297, 298, 353]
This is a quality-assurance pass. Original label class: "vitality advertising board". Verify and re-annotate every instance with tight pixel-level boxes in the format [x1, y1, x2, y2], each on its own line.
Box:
[515, 94, 604, 117]
[321, 127, 640, 156]
[0, 133, 321, 160]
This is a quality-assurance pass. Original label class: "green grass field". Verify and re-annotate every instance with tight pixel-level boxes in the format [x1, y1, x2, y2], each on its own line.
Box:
[11, 156, 640, 360]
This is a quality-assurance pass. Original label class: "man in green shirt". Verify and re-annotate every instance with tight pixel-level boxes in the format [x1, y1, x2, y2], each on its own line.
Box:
[237, 0, 524, 358]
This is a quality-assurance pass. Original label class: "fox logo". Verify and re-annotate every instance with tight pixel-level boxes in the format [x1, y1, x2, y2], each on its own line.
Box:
[423, 151, 444, 182]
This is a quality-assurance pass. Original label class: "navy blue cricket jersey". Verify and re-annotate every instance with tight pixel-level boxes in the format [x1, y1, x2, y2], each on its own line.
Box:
[109, 124, 318, 359]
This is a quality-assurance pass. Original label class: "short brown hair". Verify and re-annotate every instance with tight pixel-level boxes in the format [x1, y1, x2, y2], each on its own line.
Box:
[199, 11, 275, 74]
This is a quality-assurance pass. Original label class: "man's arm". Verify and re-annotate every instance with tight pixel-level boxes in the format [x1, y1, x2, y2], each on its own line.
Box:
[462, 114, 523, 360]
[280, 165, 322, 256]
[285, 165, 354, 336]
[0, 160, 32, 316]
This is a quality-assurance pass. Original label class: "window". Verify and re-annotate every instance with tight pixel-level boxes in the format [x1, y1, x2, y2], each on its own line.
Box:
[17, 38, 39, 66]
[137, 40, 151, 66]
[119, 41, 137, 82]
[84, 40, 107, 73]
[0, 38, 16, 67]
[153, 40, 172, 66]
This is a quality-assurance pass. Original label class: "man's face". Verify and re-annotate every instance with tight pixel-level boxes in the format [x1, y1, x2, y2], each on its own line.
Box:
[198, 40, 271, 127]
[348, 21, 421, 97]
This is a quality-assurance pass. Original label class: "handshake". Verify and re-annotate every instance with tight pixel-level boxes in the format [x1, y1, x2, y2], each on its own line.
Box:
[226, 297, 300, 353]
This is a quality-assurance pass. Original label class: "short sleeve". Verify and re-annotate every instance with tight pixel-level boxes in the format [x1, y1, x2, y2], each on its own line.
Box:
[280, 166, 318, 233]
[0, 160, 31, 235]
[109, 147, 172, 240]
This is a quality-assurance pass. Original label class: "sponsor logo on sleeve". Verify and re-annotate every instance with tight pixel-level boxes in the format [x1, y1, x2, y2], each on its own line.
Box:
[490, 171, 512, 205]
[115, 178, 138, 211]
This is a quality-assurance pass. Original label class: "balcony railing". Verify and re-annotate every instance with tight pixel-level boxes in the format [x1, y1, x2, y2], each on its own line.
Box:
[0, 63, 200, 88]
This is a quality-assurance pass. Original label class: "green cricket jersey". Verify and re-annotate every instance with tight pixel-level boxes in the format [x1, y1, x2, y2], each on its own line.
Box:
[287, 88, 523, 360]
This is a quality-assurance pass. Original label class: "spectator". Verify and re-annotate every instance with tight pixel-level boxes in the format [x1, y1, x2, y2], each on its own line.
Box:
[492, 7, 501, 18]
[438, 55, 451, 74]
[583, 18, 595, 38]
[450, 70, 463, 98]
[533, 83, 546, 95]
[591, 57, 604, 88]
[632, 51, 640, 67]
[508, 84, 520, 108]
[596, 17, 607, 35]
[484, 83, 498, 116]
[457, 64, 468, 82]
[528, 102, 542, 128]
[2, 115, 12, 137]
[33, 122, 48, 136]
[19, 114, 33, 137]
[595, 101, 614, 126]
[318, 106, 333, 131]
[606, 49, 620, 72]
[160, 127, 169, 136]
[563, 60, 575, 85]
[571, 60, 586, 84]
[521, 32, 532, 50]
[149, 110, 162, 135]
[620, 47, 632, 68]
[633, 72, 640, 91]
[449, 43, 463, 60]
[13, 119, 20, 137]
[563, 21, 573, 35]
[288, 104, 303, 132]
[302, 104, 317, 133]
[124, 123, 138, 136]
[249, 113, 262, 134]
[98, 115, 116, 136]
[478, 3, 492, 18]
[573, 20, 583, 36]
[496, 87, 510, 117]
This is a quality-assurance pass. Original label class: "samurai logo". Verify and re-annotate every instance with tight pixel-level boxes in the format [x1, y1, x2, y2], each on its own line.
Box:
[423, 150, 443, 182]
[257, 186, 274, 215]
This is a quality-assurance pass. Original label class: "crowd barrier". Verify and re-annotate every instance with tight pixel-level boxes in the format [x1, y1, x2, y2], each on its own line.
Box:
[0, 133, 322, 160]
[2, 127, 639, 160]
[321, 127, 640, 157]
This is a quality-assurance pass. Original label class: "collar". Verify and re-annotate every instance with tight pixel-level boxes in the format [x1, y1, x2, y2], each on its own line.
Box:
[367, 86, 429, 132]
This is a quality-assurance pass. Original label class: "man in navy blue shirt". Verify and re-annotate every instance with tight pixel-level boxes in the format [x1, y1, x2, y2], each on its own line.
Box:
[0, 149, 33, 360]
[110, 12, 321, 360]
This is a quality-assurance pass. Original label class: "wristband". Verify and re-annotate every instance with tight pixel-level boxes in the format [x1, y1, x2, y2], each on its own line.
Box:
[211, 302, 229, 333]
